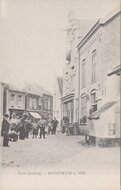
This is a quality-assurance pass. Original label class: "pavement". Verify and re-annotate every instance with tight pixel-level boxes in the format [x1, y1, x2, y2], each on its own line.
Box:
[0, 133, 120, 190]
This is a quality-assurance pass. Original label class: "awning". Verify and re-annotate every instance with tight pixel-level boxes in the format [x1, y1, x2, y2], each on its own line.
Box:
[61, 92, 75, 103]
[88, 101, 117, 120]
[108, 65, 121, 76]
[29, 112, 41, 119]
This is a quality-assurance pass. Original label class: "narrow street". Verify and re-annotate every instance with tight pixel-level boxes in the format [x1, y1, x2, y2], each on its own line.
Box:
[0, 133, 120, 175]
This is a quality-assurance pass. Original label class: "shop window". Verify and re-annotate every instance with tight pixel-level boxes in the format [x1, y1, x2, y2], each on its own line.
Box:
[108, 123, 115, 135]
[92, 50, 97, 83]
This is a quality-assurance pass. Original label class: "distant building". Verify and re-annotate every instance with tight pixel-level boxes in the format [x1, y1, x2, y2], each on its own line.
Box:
[0, 82, 53, 121]
[23, 83, 53, 120]
[77, 8, 120, 146]
[23, 85, 42, 119]
[2, 83, 26, 117]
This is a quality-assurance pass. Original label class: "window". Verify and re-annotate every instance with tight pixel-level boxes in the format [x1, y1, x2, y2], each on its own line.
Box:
[10, 94, 15, 108]
[33, 99, 37, 109]
[82, 59, 86, 88]
[48, 99, 51, 110]
[44, 99, 48, 110]
[92, 50, 97, 82]
[29, 97, 32, 109]
[38, 97, 42, 106]
[80, 94, 87, 124]
[18, 95, 22, 108]
[91, 92, 97, 113]
[108, 123, 115, 135]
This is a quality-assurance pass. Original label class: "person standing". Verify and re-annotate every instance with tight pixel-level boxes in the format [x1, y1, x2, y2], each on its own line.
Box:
[38, 117, 46, 139]
[25, 116, 31, 138]
[32, 119, 39, 138]
[47, 119, 52, 135]
[9, 113, 18, 141]
[19, 115, 26, 140]
[1, 114, 10, 147]
[9, 113, 17, 132]
[51, 117, 59, 134]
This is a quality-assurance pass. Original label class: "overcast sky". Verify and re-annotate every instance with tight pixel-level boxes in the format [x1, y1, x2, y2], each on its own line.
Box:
[0, 0, 119, 94]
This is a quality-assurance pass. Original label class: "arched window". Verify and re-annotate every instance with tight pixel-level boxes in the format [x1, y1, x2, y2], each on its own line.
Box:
[80, 93, 87, 124]
[92, 50, 97, 82]
[90, 89, 97, 113]
[82, 59, 86, 88]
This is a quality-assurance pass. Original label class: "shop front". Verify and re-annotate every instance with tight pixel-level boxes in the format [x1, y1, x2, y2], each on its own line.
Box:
[61, 93, 74, 125]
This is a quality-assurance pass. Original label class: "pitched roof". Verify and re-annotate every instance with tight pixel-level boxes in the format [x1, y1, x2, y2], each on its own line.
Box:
[5, 83, 25, 94]
[8, 84, 20, 91]
[76, 19, 97, 40]
[77, 8, 120, 49]
[23, 85, 41, 96]
[33, 83, 52, 96]
[88, 101, 117, 119]
[23, 83, 52, 96]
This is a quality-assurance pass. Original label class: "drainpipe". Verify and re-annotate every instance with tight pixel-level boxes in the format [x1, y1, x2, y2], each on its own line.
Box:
[78, 49, 80, 127]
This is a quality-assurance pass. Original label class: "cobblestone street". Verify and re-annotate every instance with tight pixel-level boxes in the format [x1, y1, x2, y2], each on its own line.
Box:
[0, 133, 120, 190]
[0, 133, 120, 174]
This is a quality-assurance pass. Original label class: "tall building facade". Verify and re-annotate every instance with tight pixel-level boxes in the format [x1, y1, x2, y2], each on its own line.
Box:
[77, 9, 120, 145]
[61, 9, 120, 146]
[61, 12, 95, 124]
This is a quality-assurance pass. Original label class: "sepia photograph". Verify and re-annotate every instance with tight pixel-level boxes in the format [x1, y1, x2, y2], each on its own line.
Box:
[0, 0, 120, 189]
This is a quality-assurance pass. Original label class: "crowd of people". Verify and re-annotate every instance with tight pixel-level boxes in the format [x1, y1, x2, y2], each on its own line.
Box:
[1, 112, 59, 147]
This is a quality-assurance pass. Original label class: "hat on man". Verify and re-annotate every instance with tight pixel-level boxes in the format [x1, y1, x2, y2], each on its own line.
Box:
[4, 113, 9, 118]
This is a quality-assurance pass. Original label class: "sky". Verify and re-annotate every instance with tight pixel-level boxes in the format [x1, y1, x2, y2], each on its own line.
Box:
[0, 0, 120, 94]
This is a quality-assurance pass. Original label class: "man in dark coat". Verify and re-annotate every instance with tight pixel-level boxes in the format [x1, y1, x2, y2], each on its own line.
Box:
[38, 117, 46, 139]
[19, 115, 26, 140]
[1, 114, 10, 147]
[25, 117, 31, 138]
[51, 117, 59, 134]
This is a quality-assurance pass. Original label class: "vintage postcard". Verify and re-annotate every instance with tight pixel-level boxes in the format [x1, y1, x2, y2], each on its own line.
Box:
[0, 0, 120, 189]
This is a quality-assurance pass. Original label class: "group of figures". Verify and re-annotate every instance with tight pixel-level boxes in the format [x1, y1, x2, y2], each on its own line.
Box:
[1, 113, 59, 147]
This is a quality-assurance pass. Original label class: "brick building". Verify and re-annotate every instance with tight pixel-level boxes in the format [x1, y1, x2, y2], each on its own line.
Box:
[23, 84, 53, 120]
[0, 83, 53, 121]
[77, 8, 120, 146]
[23, 85, 42, 119]
[2, 83, 26, 117]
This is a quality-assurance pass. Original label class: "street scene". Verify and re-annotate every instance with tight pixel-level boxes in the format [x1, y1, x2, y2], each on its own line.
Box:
[0, 0, 120, 190]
